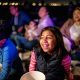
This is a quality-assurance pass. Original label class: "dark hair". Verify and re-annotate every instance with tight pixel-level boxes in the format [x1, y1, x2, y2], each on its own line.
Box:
[39, 6, 49, 13]
[39, 27, 68, 58]
[74, 7, 80, 11]
[28, 20, 38, 25]
[0, 21, 12, 40]
[72, 7, 80, 17]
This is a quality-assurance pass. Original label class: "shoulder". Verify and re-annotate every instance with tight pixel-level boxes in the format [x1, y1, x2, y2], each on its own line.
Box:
[33, 48, 41, 56]
[65, 18, 73, 24]
[62, 55, 71, 63]
[4, 38, 17, 51]
[62, 18, 73, 28]
[5, 39, 15, 46]
[45, 15, 52, 22]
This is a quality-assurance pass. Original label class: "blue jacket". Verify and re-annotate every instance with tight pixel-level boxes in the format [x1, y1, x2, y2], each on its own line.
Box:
[0, 38, 22, 80]
[10, 11, 30, 28]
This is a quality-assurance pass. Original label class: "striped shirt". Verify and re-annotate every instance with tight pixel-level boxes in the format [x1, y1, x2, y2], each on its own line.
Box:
[29, 51, 71, 73]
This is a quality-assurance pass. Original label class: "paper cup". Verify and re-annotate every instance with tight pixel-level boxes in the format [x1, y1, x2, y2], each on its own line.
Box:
[20, 71, 45, 80]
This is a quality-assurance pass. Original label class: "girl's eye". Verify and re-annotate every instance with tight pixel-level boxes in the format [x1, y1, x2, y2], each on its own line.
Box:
[40, 36, 44, 39]
[47, 36, 53, 39]
[40, 36, 53, 40]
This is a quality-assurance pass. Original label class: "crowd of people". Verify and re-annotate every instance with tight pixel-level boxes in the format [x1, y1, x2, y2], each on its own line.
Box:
[0, 5, 80, 80]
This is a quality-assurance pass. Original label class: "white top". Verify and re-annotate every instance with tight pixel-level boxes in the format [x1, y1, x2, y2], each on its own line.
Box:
[38, 15, 54, 28]
[70, 23, 80, 42]
[37, 15, 54, 35]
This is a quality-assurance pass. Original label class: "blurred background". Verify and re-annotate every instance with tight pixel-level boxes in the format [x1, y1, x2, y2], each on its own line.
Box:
[0, 1, 80, 79]
[0, 0, 80, 27]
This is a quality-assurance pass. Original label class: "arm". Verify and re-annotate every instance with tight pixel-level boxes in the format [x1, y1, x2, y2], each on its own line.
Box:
[0, 47, 11, 80]
[62, 55, 71, 73]
[0, 39, 18, 80]
[62, 55, 74, 80]
[60, 19, 73, 38]
[29, 51, 36, 72]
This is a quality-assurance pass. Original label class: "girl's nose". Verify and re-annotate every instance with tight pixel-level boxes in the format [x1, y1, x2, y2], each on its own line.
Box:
[43, 38, 48, 43]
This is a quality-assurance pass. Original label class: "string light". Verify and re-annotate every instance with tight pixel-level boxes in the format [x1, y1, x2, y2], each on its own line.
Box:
[15, 3, 18, 5]
[49, 3, 62, 6]
[38, 3, 42, 6]
[2, 2, 8, 5]
[32, 2, 36, 6]
[0, 2, 1, 5]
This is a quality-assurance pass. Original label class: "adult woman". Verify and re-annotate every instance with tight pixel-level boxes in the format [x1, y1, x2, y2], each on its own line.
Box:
[29, 27, 72, 80]
[60, 7, 80, 42]
[60, 7, 80, 53]
[69, 7, 80, 60]
[37, 6, 54, 35]
[69, 7, 80, 45]
[0, 22, 23, 80]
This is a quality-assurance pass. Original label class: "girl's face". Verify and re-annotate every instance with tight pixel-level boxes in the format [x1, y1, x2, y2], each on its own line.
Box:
[38, 7, 48, 18]
[29, 21, 36, 30]
[73, 9, 80, 22]
[40, 30, 56, 53]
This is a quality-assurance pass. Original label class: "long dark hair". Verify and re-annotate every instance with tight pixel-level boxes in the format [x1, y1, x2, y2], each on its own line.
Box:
[38, 27, 68, 59]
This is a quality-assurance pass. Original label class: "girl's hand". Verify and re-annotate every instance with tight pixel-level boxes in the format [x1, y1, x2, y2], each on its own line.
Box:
[68, 72, 74, 80]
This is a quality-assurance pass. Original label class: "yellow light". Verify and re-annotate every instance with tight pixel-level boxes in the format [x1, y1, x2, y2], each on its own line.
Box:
[0, 2, 1, 5]
[49, 3, 61, 6]
[10, 2, 15, 5]
[32, 2, 36, 6]
[2, 2, 8, 5]
[15, 3, 18, 5]
[38, 3, 42, 6]
[49, 3, 53, 6]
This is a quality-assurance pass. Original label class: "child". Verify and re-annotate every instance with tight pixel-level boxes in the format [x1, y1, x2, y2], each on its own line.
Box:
[17, 20, 39, 50]
[24, 21, 38, 40]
